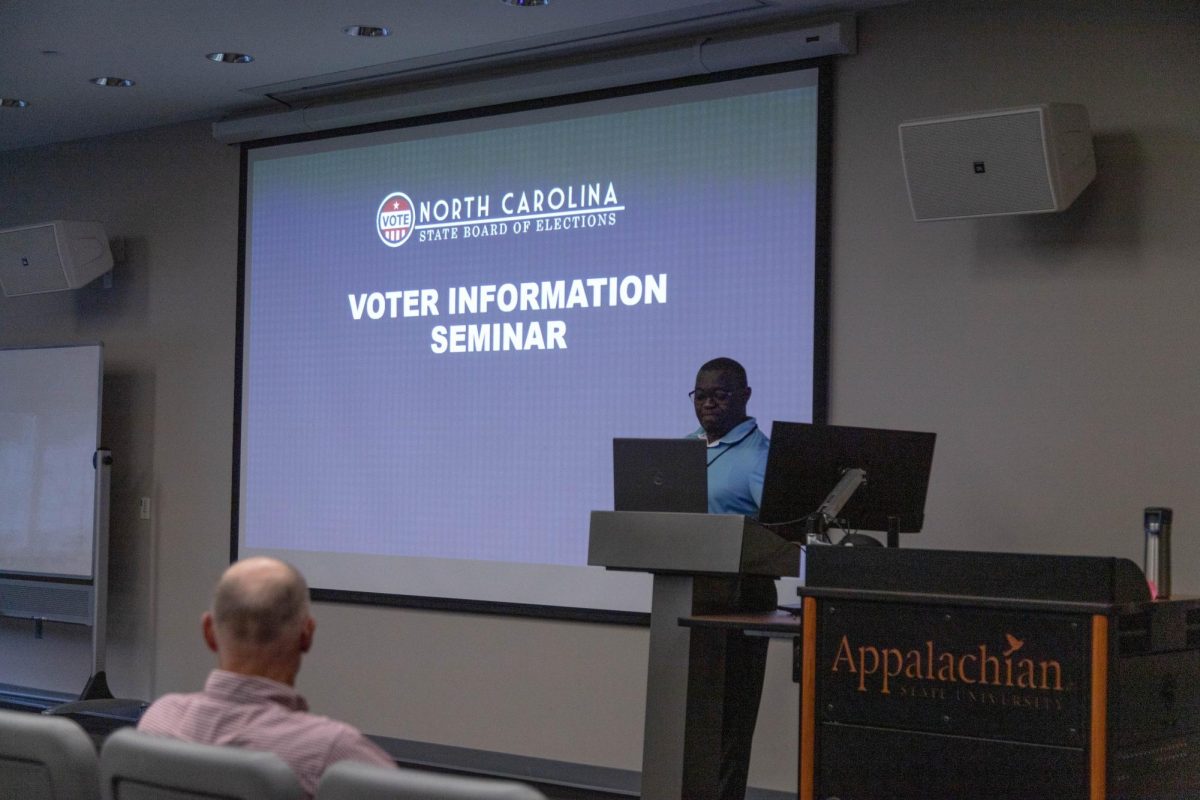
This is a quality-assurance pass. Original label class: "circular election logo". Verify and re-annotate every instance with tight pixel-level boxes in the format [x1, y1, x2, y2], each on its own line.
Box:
[377, 192, 415, 247]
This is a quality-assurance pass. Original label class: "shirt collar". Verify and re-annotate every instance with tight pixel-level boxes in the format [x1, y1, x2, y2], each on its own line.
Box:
[204, 669, 310, 712]
[693, 416, 758, 448]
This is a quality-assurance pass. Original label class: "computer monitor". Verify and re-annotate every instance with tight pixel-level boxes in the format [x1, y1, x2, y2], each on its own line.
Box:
[759, 422, 936, 541]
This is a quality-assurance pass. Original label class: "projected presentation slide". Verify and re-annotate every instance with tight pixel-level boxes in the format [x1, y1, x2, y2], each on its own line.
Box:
[238, 67, 823, 613]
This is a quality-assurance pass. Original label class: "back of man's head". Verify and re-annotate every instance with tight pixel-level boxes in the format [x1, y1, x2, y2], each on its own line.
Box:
[211, 557, 310, 651]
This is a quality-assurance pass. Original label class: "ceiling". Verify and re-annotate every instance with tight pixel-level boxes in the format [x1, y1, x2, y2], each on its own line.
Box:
[0, 0, 904, 154]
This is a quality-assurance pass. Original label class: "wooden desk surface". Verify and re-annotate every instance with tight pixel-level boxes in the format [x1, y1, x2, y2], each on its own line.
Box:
[678, 608, 802, 635]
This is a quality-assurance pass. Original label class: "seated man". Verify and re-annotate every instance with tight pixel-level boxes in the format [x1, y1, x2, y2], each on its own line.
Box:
[138, 556, 395, 797]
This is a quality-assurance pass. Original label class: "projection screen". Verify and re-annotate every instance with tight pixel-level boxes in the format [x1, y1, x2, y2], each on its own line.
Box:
[235, 62, 830, 617]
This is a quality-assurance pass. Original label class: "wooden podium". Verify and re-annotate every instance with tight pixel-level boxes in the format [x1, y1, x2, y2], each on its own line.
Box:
[588, 510, 799, 800]
[794, 547, 1200, 800]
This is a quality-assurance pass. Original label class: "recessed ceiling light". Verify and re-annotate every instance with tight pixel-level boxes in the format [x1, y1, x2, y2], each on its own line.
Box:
[342, 25, 390, 37]
[90, 77, 135, 87]
[206, 52, 255, 64]
[503, 0, 549, 6]
[1, 98, 30, 109]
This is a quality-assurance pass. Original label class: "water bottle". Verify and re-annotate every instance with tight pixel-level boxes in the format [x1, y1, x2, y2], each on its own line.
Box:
[1143, 507, 1173, 600]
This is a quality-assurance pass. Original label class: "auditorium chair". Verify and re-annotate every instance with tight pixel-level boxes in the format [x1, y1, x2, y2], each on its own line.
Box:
[316, 760, 547, 800]
[0, 707, 99, 800]
[99, 727, 302, 800]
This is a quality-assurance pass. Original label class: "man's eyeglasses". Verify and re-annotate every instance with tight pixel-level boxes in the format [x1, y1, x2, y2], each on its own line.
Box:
[689, 388, 736, 403]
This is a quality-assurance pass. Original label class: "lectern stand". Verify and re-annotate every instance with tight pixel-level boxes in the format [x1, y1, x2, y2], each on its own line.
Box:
[588, 510, 799, 800]
[795, 547, 1200, 800]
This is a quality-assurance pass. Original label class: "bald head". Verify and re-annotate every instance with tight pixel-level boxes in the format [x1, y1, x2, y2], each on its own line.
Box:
[211, 557, 310, 650]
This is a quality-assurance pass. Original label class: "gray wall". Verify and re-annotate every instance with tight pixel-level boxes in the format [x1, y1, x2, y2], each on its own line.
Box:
[1, 122, 239, 703]
[1, 0, 1196, 792]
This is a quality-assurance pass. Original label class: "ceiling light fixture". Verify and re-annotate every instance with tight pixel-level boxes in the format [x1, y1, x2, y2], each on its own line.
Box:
[342, 25, 390, 38]
[2, 98, 30, 109]
[89, 77, 135, 87]
[502, 0, 550, 6]
[206, 52, 255, 64]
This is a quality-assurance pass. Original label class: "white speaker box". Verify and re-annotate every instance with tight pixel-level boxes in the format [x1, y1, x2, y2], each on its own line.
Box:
[899, 104, 1096, 221]
[0, 220, 114, 297]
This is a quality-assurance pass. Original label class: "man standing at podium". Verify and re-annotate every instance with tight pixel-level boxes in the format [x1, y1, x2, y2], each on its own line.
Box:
[689, 357, 770, 517]
[688, 357, 775, 800]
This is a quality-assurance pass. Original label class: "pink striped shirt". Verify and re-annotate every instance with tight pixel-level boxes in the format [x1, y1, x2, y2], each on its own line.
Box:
[138, 670, 395, 798]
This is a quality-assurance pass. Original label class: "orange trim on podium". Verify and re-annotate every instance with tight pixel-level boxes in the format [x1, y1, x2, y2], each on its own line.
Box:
[799, 597, 818, 800]
[1090, 614, 1108, 800]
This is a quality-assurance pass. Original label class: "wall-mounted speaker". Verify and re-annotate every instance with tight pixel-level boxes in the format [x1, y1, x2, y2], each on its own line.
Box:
[0, 220, 114, 297]
[899, 103, 1096, 221]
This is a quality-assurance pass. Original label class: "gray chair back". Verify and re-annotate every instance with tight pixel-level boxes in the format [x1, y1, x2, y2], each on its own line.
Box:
[316, 761, 547, 800]
[0, 708, 99, 800]
[99, 727, 303, 800]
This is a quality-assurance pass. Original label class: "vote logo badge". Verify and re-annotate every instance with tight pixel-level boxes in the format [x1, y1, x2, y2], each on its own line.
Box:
[377, 192, 415, 247]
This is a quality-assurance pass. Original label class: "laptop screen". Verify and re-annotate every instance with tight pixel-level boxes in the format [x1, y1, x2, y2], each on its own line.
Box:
[612, 438, 708, 513]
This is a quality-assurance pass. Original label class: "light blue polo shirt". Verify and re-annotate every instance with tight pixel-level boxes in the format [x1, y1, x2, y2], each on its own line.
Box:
[687, 417, 770, 517]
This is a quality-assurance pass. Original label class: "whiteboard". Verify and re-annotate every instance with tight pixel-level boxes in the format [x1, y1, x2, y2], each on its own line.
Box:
[0, 344, 102, 579]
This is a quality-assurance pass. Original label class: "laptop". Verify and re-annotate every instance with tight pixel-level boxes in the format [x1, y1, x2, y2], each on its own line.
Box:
[612, 438, 708, 513]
